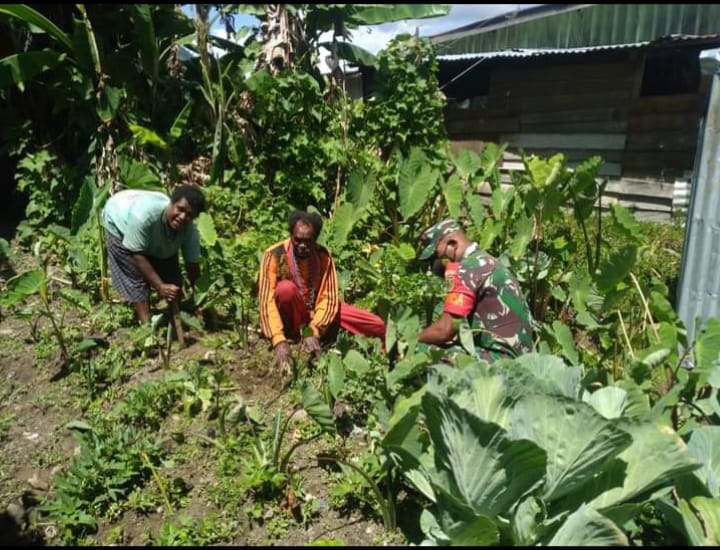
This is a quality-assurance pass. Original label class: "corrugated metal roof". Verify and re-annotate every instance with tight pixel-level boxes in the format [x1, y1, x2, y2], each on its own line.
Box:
[433, 4, 720, 55]
[437, 34, 720, 62]
[438, 42, 649, 62]
[431, 4, 590, 43]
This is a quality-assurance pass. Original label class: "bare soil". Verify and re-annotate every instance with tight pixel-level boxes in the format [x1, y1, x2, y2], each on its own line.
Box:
[0, 302, 402, 546]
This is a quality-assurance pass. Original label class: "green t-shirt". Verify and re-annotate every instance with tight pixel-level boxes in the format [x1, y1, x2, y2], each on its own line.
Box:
[102, 189, 201, 262]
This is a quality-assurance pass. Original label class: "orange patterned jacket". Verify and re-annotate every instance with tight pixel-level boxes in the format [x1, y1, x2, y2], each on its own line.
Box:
[258, 238, 340, 346]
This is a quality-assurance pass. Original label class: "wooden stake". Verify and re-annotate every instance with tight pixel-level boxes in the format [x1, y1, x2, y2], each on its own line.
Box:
[172, 300, 185, 348]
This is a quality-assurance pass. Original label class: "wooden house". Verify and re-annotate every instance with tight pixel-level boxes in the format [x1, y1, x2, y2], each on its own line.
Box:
[430, 4, 720, 219]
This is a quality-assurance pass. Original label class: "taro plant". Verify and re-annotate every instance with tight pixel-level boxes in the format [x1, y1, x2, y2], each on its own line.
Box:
[32, 224, 91, 290]
[128, 303, 203, 369]
[1, 265, 96, 366]
[314, 312, 437, 533]
[231, 380, 338, 524]
[272, 381, 336, 475]
[319, 450, 398, 532]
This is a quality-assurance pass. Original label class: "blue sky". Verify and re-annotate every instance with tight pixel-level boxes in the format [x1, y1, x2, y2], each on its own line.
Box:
[181, 5, 541, 54]
[348, 4, 541, 54]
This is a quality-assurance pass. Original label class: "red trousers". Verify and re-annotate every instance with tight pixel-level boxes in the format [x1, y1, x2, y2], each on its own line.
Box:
[275, 280, 386, 340]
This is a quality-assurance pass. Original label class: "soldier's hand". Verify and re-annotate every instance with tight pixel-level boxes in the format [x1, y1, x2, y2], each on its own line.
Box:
[300, 336, 322, 359]
[275, 341, 293, 370]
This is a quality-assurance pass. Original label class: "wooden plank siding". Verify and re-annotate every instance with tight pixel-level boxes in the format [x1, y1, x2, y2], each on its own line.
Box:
[623, 85, 708, 179]
[447, 55, 635, 178]
[443, 49, 707, 219]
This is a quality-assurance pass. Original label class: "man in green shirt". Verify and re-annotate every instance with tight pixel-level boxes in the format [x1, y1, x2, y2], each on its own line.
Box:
[101, 184, 206, 323]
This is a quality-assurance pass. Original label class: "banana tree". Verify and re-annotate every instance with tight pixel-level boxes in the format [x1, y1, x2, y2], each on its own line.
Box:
[230, 4, 451, 74]
[0, 5, 192, 233]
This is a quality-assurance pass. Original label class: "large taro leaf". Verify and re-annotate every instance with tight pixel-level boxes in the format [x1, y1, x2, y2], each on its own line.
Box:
[596, 246, 637, 293]
[509, 213, 534, 261]
[383, 388, 435, 502]
[386, 352, 431, 392]
[327, 202, 356, 250]
[546, 504, 628, 546]
[651, 496, 688, 540]
[509, 394, 632, 503]
[526, 153, 564, 191]
[442, 173, 464, 220]
[398, 147, 438, 220]
[610, 203, 643, 244]
[383, 387, 425, 463]
[453, 149, 483, 179]
[300, 382, 335, 434]
[326, 353, 345, 399]
[467, 194, 485, 229]
[346, 165, 376, 212]
[2, 269, 46, 308]
[551, 320, 580, 366]
[423, 392, 546, 517]
[195, 212, 217, 247]
[680, 497, 708, 546]
[688, 426, 720, 497]
[587, 421, 701, 511]
[568, 271, 603, 316]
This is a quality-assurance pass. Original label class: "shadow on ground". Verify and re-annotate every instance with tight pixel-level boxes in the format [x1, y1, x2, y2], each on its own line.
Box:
[0, 511, 45, 546]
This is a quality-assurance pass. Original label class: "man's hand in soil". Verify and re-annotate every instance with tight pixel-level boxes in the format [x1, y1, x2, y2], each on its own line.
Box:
[274, 341, 293, 370]
[300, 335, 322, 360]
[158, 283, 180, 302]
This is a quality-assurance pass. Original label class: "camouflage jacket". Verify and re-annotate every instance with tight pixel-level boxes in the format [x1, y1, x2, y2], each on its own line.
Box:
[443, 243, 534, 359]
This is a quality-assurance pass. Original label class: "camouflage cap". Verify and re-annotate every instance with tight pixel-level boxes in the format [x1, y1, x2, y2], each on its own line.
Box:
[418, 219, 462, 260]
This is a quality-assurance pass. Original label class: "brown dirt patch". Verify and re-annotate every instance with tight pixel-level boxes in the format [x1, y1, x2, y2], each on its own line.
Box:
[1, 308, 392, 546]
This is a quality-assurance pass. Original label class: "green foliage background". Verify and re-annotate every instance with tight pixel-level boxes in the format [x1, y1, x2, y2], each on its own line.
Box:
[1, 4, 714, 548]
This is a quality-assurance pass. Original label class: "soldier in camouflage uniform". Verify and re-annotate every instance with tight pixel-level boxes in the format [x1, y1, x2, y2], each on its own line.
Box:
[417, 219, 534, 362]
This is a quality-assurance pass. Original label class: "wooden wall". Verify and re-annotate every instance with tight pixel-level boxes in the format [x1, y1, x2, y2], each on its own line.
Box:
[445, 53, 636, 177]
[624, 91, 707, 180]
[443, 48, 711, 219]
